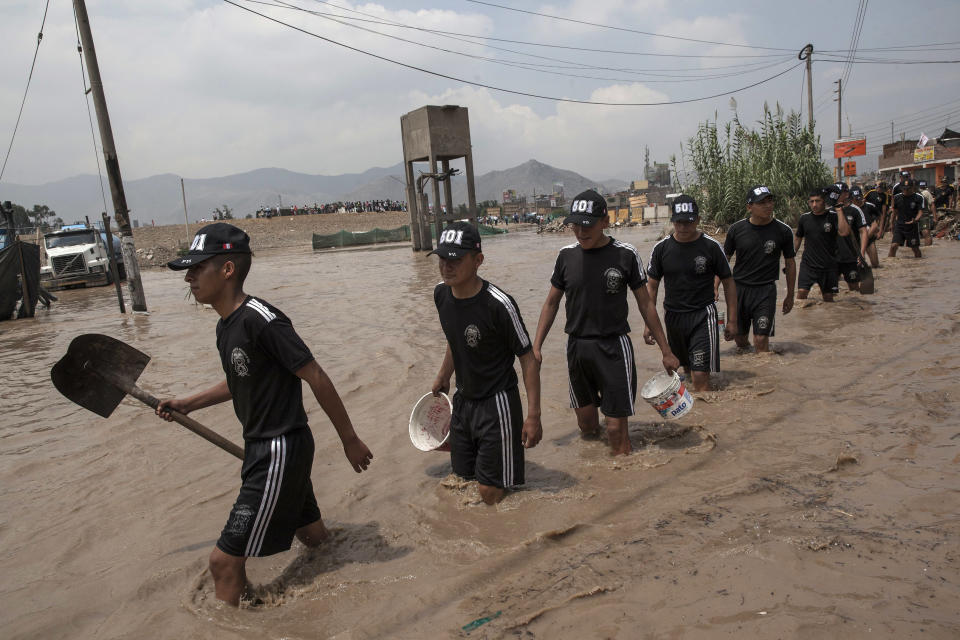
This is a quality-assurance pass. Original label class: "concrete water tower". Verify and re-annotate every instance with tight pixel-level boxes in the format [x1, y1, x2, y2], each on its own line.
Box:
[400, 105, 478, 251]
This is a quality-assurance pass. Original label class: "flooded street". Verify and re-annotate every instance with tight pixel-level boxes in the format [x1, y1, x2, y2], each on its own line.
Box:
[2, 227, 959, 639]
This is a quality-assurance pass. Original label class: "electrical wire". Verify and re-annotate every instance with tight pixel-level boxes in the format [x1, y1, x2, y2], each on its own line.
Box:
[464, 0, 797, 51]
[254, 0, 797, 72]
[224, 0, 804, 107]
[817, 57, 960, 64]
[856, 96, 960, 130]
[0, 0, 52, 184]
[72, 3, 110, 218]
[253, 0, 795, 83]
[840, 0, 868, 92]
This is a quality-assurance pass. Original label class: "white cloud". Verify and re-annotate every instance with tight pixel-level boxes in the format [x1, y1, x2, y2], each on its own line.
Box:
[1, 0, 958, 186]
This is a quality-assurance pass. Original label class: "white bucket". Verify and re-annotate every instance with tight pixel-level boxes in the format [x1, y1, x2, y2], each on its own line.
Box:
[409, 392, 452, 451]
[640, 372, 694, 420]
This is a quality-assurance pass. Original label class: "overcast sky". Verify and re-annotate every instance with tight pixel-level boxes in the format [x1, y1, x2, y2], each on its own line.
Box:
[1, 0, 958, 187]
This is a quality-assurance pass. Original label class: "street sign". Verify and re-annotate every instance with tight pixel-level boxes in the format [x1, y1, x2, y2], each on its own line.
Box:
[834, 138, 867, 158]
[844, 161, 857, 177]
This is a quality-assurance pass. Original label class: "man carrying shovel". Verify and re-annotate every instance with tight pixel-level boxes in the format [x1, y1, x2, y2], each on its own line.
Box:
[156, 223, 373, 606]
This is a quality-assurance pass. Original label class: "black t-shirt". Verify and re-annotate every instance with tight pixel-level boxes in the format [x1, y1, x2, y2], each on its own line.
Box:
[550, 237, 647, 338]
[216, 296, 314, 440]
[892, 181, 903, 196]
[723, 218, 796, 286]
[647, 233, 731, 313]
[893, 193, 924, 226]
[861, 199, 881, 226]
[435, 279, 531, 400]
[935, 185, 954, 207]
[795, 211, 840, 269]
[836, 205, 867, 263]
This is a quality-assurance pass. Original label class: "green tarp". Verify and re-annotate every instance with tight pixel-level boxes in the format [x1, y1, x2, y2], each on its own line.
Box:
[312, 224, 507, 250]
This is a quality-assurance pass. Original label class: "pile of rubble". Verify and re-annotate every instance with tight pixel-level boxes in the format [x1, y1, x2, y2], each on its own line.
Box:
[537, 219, 568, 233]
[934, 209, 959, 240]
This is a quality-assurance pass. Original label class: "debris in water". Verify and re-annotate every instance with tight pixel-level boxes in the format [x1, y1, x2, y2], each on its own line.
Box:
[828, 453, 860, 472]
[462, 610, 501, 632]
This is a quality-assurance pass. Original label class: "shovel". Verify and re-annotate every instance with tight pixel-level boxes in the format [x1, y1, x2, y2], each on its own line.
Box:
[51, 333, 244, 460]
[840, 228, 874, 295]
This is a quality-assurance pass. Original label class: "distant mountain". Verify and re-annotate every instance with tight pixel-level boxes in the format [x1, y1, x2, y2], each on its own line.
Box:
[1, 159, 629, 225]
[341, 160, 628, 209]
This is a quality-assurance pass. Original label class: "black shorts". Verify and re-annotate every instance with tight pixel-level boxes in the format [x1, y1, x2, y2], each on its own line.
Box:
[736, 282, 777, 337]
[218, 428, 322, 558]
[893, 224, 920, 247]
[665, 305, 720, 373]
[798, 262, 839, 294]
[837, 261, 860, 284]
[566, 334, 637, 417]
[450, 387, 524, 489]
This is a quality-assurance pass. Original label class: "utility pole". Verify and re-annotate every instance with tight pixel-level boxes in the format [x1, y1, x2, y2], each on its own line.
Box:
[891, 122, 894, 143]
[74, 0, 147, 312]
[835, 78, 842, 182]
[800, 44, 814, 130]
[180, 177, 189, 234]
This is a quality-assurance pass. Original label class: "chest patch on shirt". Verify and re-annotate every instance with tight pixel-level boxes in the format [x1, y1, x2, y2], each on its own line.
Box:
[694, 255, 708, 274]
[464, 324, 481, 348]
[231, 347, 251, 377]
[823, 222, 833, 232]
[763, 240, 776, 254]
[603, 267, 625, 294]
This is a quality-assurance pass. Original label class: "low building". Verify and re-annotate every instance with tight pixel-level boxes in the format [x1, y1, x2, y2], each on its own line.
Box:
[877, 129, 960, 185]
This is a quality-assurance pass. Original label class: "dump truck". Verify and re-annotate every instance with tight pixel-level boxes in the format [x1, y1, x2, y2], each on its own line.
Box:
[40, 224, 125, 291]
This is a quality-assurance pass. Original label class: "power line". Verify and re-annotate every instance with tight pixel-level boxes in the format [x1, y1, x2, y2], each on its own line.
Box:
[0, 0, 52, 183]
[821, 41, 960, 52]
[464, 0, 797, 52]
[225, 0, 804, 106]
[259, 0, 796, 70]
[817, 57, 960, 64]
[855, 106, 960, 136]
[856, 96, 960, 130]
[840, 0, 867, 92]
[253, 0, 795, 84]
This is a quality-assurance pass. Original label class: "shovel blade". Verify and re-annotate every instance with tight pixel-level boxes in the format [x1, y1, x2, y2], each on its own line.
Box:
[859, 265, 875, 295]
[51, 333, 150, 418]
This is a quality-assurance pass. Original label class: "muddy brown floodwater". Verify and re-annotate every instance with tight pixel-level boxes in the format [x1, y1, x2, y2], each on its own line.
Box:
[1, 227, 958, 639]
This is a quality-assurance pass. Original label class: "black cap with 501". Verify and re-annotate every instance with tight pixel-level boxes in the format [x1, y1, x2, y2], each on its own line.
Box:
[564, 189, 607, 226]
[167, 223, 251, 270]
[428, 221, 482, 259]
[746, 185, 775, 204]
[670, 194, 699, 222]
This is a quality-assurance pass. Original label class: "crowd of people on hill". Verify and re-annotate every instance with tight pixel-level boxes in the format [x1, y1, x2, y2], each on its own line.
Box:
[255, 199, 406, 218]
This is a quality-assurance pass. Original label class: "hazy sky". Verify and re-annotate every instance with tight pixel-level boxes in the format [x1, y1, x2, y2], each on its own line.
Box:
[1, 0, 958, 186]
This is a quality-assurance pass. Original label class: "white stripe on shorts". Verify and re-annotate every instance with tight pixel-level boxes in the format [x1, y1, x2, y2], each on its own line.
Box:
[245, 434, 286, 557]
[568, 376, 579, 409]
[619, 334, 636, 415]
[495, 391, 513, 487]
[706, 303, 720, 373]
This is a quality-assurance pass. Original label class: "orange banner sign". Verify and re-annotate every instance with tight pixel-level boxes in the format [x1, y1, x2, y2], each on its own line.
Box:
[844, 161, 857, 177]
[834, 138, 867, 158]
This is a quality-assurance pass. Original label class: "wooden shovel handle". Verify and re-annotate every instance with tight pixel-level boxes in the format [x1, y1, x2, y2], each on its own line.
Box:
[91, 365, 244, 460]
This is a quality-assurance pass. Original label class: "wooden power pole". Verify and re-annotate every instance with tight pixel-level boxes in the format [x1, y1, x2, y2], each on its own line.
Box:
[799, 44, 814, 130]
[73, 0, 148, 312]
[836, 78, 843, 182]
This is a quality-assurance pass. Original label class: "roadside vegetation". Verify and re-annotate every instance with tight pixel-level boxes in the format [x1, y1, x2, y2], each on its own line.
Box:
[673, 105, 833, 227]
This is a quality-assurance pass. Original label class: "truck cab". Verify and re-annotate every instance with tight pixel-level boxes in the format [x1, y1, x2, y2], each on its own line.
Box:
[40, 225, 125, 290]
